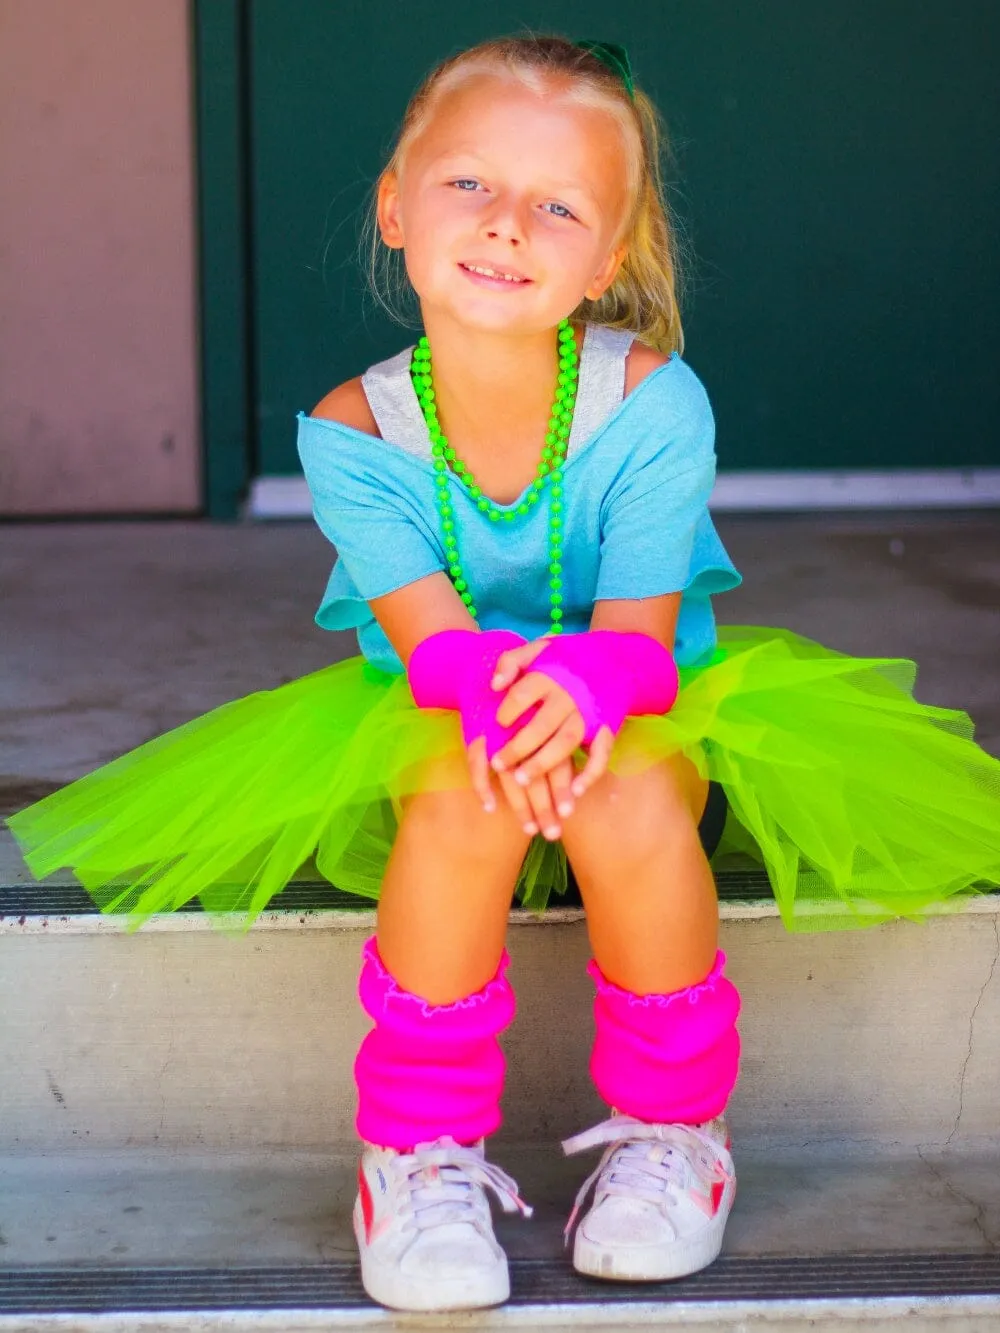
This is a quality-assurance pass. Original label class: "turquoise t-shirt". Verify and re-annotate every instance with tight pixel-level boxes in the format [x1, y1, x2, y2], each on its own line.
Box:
[296, 352, 741, 674]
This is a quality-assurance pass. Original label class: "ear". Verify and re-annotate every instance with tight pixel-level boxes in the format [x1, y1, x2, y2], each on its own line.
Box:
[376, 171, 405, 249]
[585, 243, 628, 302]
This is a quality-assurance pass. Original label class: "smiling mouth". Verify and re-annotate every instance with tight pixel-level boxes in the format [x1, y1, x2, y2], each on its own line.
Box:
[459, 262, 531, 284]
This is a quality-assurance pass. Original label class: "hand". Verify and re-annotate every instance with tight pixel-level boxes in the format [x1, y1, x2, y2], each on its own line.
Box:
[465, 638, 616, 837]
[466, 738, 579, 841]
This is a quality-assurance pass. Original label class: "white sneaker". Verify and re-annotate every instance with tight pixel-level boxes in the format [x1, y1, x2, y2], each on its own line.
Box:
[353, 1136, 532, 1311]
[562, 1114, 735, 1281]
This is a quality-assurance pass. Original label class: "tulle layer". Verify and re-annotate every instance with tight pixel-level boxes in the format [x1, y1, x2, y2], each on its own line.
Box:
[7, 627, 999, 932]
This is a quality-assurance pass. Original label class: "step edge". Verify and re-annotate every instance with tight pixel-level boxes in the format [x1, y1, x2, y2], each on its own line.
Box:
[4, 896, 1000, 936]
[0, 902, 919, 936]
[0, 1293, 999, 1330]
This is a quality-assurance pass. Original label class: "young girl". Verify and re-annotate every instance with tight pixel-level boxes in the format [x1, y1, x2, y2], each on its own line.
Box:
[8, 32, 1000, 1316]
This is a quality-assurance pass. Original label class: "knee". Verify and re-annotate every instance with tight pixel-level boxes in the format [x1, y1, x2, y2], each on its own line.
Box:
[569, 760, 704, 864]
[401, 785, 530, 866]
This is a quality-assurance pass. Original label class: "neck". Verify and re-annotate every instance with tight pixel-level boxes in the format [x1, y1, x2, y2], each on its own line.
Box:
[418, 312, 571, 443]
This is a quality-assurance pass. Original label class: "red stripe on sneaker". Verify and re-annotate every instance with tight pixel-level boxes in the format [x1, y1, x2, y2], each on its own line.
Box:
[711, 1177, 727, 1215]
[358, 1167, 375, 1241]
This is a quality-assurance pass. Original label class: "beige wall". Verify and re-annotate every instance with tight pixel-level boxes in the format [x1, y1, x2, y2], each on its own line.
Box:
[0, 0, 200, 514]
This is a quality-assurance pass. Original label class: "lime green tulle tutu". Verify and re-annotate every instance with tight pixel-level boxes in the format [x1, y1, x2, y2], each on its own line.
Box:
[7, 626, 1000, 932]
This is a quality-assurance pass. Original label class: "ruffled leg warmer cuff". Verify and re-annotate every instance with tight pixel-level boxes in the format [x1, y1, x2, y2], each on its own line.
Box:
[354, 936, 516, 1150]
[589, 952, 741, 1124]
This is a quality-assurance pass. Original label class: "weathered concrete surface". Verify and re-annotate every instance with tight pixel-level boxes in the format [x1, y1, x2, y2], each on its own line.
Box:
[2, 513, 998, 806]
[0, 911, 997, 1155]
[0, 1142, 997, 1266]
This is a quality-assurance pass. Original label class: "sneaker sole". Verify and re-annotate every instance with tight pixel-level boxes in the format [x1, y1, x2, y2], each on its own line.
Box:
[573, 1191, 734, 1283]
[353, 1210, 510, 1312]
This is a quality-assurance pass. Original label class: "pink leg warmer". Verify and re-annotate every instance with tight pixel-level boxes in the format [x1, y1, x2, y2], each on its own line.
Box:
[354, 937, 516, 1150]
[589, 952, 741, 1124]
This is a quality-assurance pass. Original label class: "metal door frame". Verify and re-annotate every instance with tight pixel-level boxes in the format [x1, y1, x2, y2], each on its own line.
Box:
[192, 0, 252, 519]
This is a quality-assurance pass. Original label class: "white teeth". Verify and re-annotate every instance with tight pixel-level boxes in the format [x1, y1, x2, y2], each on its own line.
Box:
[464, 264, 525, 283]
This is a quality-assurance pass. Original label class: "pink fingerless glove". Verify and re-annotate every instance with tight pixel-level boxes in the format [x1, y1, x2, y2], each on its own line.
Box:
[407, 628, 534, 759]
[529, 630, 679, 744]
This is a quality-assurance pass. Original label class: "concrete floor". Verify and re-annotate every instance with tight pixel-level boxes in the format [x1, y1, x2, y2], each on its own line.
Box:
[2, 513, 999, 810]
[1, 1146, 998, 1266]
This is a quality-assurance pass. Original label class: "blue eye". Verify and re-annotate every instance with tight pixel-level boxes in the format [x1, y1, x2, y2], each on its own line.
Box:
[452, 179, 481, 191]
[545, 202, 575, 220]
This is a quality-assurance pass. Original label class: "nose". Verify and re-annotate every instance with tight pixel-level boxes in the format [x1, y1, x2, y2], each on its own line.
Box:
[481, 194, 526, 246]
[484, 226, 521, 246]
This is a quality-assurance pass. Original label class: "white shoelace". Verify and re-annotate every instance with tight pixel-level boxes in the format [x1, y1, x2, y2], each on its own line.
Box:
[394, 1138, 533, 1233]
[561, 1116, 734, 1242]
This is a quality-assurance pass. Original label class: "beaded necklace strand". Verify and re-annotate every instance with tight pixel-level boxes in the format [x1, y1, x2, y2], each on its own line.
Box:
[410, 318, 579, 634]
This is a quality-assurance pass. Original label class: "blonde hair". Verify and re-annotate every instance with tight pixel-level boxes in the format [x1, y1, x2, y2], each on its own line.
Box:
[359, 32, 687, 355]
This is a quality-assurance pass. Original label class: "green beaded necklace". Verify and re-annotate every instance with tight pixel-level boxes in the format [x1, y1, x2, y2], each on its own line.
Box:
[409, 318, 579, 634]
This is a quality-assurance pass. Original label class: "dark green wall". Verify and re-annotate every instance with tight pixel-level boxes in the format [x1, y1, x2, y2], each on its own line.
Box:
[200, 1, 1000, 503]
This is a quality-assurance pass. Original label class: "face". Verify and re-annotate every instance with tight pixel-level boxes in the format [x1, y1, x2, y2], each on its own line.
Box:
[377, 75, 631, 335]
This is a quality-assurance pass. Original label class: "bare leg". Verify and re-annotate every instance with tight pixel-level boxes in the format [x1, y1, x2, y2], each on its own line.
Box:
[560, 753, 717, 995]
[377, 776, 532, 1005]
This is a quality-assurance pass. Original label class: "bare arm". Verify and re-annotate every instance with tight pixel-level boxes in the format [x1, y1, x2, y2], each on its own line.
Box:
[368, 573, 477, 668]
[590, 591, 681, 651]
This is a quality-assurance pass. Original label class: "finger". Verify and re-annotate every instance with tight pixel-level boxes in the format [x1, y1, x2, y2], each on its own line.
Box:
[493, 696, 575, 773]
[571, 725, 616, 799]
[494, 672, 555, 729]
[491, 637, 553, 690]
[524, 773, 561, 842]
[511, 716, 585, 788]
[548, 758, 578, 821]
[466, 736, 497, 813]
[498, 769, 539, 837]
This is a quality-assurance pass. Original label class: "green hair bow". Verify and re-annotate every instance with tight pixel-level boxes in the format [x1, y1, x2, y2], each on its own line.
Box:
[574, 39, 635, 102]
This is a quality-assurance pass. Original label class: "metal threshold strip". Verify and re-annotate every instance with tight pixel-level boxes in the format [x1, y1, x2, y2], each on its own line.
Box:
[0, 867, 778, 918]
[2, 1254, 1000, 1316]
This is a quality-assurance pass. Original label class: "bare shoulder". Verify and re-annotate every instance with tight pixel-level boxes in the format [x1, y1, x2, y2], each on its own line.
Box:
[624, 340, 671, 395]
[310, 377, 381, 437]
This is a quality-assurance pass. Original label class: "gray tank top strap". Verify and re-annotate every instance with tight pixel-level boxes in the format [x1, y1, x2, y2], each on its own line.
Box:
[359, 346, 431, 460]
[567, 324, 635, 455]
[359, 322, 636, 459]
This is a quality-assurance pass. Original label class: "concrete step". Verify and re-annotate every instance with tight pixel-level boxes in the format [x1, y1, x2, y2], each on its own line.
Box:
[3, 833, 998, 1327]
[2, 1263, 997, 1332]
[4, 514, 998, 1328]
[1, 823, 998, 1154]
[0, 1148, 998, 1331]
[2, 1266, 998, 1333]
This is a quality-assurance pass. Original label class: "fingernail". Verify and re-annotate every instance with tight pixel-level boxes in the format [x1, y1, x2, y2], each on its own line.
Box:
[524, 822, 539, 835]
[492, 757, 505, 772]
[483, 799, 496, 813]
[558, 801, 573, 817]
[514, 770, 529, 787]
[544, 825, 561, 840]
[491, 674, 503, 689]
[571, 779, 585, 797]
